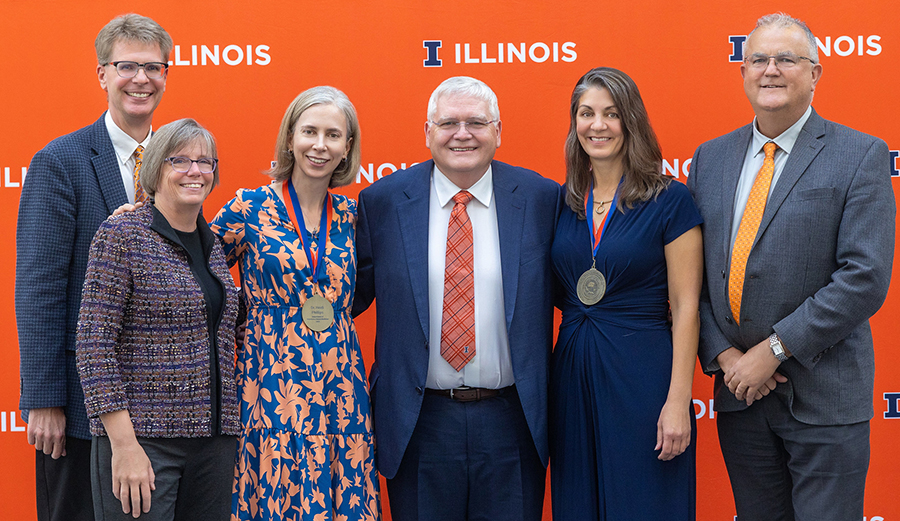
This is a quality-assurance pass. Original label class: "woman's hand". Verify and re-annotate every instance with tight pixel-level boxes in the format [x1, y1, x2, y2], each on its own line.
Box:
[100, 410, 155, 518]
[655, 399, 691, 461]
[110, 439, 156, 518]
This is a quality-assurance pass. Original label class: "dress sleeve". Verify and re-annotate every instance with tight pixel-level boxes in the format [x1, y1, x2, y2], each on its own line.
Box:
[75, 219, 132, 418]
[210, 189, 250, 267]
[662, 181, 704, 245]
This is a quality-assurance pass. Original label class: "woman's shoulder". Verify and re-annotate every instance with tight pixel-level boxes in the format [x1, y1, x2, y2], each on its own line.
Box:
[655, 178, 694, 206]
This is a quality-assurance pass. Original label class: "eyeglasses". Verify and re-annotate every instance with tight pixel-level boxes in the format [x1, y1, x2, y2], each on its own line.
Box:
[430, 119, 497, 134]
[743, 52, 816, 70]
[165, 157, 218, 173]
[107, 61, 169, 79]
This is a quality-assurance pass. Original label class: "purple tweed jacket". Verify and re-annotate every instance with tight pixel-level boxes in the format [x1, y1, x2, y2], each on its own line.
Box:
[76, 205, 241, 437]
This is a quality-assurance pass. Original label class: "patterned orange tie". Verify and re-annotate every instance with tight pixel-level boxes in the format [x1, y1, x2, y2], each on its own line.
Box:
[441, 191, 476, 371]
[133, 145, 148, 204]
[729, 141, 778, 323]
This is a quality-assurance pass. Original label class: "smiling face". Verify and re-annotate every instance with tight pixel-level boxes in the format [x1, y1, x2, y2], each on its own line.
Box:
[575, 87, 625, 169]
[97, 39, 166, 134]
[741, 24, 822, 135]
[290, 103, 351, 185]
[153, 139, 215, 218]
[425, 93, 501, 187]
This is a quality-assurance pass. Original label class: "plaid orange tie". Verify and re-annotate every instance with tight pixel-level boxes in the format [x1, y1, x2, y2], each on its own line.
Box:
[729, 141, 778, 324]
[441, 191, 476, 371]
[133, 145, 148, 204]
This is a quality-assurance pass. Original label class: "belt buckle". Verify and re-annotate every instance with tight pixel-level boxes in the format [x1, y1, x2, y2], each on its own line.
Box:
[449, 386, 472, 401]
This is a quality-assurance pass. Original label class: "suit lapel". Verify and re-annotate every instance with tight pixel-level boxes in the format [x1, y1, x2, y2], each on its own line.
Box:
[721, 126, 753, 257]
[492, 162, 525, 331]
[90, 114, 128, 214]
[755, 110, 826, 243]
[397, 161, 433, 340]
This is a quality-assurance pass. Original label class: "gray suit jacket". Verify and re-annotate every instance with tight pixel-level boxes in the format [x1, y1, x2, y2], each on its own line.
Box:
[687, 108, 895, 425]
[15, 113, 127, 439]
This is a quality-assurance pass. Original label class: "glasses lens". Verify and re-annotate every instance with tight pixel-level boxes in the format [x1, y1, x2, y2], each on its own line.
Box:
[144, 63, 165, 79]
[116, 62, 138, 77]
[169, 158, 190, 172]
[198, 159, 216, 173]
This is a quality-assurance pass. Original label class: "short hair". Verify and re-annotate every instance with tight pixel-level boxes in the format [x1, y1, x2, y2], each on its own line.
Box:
[564, 67, 669, 219]
[268, 86, 361, 188]
[750, 13, 819, 63]
[141, 118, 219, 197]
[95, 14, 173, 65]
[427, 76, 500, 122]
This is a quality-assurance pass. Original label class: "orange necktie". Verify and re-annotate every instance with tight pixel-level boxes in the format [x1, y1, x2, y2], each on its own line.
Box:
[133, 145, 148, 204]
[729, 141, 778, 324]
[441, 191, 476, 371]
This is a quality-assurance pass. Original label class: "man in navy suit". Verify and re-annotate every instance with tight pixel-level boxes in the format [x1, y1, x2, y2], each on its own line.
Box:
[353, 76, 560, 521]
[15, 14, 172, 521]
[687, 13, 894, 520]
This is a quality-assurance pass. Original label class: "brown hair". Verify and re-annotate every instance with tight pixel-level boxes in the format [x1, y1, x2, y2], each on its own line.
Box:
[564, 67, 670, 219]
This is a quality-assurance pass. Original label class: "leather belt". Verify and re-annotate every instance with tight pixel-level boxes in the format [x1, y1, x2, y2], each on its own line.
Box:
[424, 385, 511, 402]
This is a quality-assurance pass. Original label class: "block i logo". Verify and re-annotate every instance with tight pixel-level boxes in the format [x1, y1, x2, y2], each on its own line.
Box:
[424, 41, 442, 67]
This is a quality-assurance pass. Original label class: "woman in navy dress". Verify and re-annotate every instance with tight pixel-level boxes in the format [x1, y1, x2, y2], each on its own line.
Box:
[549, 67, 703, 520]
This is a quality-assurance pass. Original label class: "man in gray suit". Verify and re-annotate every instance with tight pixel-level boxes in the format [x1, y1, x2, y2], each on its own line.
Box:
[687, 13, 895, 521]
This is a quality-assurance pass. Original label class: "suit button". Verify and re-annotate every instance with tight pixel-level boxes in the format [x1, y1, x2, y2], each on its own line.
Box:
[721, 270, 726, 278]
[415, 386, 423, 395]
[725, 316, 732, 324]
[424, 341, 429, 349]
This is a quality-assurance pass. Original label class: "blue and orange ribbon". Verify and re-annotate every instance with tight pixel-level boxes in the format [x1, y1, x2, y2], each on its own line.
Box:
[282, 180, 332, 284]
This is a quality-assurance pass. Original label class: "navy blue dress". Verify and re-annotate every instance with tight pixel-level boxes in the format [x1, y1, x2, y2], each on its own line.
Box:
[549, 180, 702, 520]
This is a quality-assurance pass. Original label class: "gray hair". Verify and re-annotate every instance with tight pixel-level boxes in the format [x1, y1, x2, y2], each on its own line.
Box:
[427, 76, 500, 122]
[750, 13, 819, 63]
[95, 13, 173, 65]
[268, 86, 361, 188]
[141, 118, 219, 197]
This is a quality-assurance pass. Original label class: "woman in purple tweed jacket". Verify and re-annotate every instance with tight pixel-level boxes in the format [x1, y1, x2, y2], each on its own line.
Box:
[76, 119, 240, 521]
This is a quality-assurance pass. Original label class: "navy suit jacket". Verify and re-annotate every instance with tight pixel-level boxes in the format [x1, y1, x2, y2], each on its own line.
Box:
[352, 160, 561, 479]
[687, 109, 895, 425]
[16, 113, 128, 439]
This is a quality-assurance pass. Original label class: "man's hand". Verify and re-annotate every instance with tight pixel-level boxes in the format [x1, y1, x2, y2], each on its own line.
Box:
[26, 407, 67, 459]
[724, 339, 788, 405]
[112, 201, 143, 217]
[717, 346, 788, 405]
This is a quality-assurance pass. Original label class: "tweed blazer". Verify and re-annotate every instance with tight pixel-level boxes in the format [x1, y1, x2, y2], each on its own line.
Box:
[76, 205, 241, 437]
[15, 113, 126, 439]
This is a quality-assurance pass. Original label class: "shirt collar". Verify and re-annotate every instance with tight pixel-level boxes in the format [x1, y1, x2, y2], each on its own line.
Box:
[104, 111, 152, 166]
[432, 164, 493, 208]
[750, 105, 813, 157]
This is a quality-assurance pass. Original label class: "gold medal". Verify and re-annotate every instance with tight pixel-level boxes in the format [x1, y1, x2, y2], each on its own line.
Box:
[301, 294, 335, 331]
[577, 267, 606, 305]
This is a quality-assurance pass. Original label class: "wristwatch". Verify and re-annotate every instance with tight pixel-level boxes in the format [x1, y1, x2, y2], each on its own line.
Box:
[769, 333, 789, 362]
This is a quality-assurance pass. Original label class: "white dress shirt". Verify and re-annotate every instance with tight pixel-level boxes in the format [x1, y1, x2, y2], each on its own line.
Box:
[105, 111, 152, 205]
[730, 105, 813, 249]
[426, 165, 514, 390]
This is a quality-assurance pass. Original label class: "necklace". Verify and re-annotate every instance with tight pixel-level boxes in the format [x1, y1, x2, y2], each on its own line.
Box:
[595, 199, 613, 215]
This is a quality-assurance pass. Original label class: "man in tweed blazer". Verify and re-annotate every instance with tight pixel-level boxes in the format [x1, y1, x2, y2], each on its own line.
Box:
[15, 14, 171, 521]
[686, 13, 895, 521]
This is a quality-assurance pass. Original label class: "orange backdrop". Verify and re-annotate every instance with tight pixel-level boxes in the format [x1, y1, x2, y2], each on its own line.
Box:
[1, 1, 898, 520]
